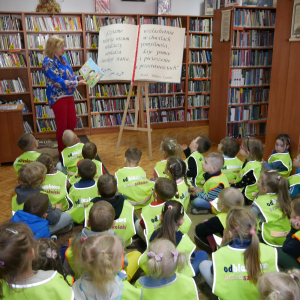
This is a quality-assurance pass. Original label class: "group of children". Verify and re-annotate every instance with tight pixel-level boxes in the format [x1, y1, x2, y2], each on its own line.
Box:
[1, 130, 300, 299]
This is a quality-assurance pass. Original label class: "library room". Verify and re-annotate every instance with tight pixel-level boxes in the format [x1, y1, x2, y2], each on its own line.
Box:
[0, 0, 300, 299]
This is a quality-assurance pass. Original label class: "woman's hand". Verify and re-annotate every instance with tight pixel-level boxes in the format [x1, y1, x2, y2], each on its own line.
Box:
[79, 79, 87, 85]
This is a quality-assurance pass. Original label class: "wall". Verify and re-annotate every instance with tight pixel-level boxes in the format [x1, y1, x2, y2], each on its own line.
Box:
[0, 0, 205, 15]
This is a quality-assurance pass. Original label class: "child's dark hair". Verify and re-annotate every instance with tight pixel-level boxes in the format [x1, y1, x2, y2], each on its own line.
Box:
[18, 162, 47, 189]
[196, 135, 211, 153]
[220, 137, 240, 158]
[159, 137, 182, 158]
[78, 159, 96, 180]
[89, 201, 115, 232]
[276, 134, 291, 153]
[292, 195, 300, 216]
[125, 147, 142, 164]
[225, 208, 261, 284]
[260, 170, 291, 219]
[97, 174, 117, 198]
[166, 157, 189, 192]
[0, 222, 35, 299]
[17, 133, 36, 151]
[155, 178, 177, 201]
[241, 137, 264, 161]
[32, 238, 70, 286]
[36, 153, 53, 174]
[154, 200, 184, 246]
[23, 192, 49, 218]
[82, 142, 97, 159]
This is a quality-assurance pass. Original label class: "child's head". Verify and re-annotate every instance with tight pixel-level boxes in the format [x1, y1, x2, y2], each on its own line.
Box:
[225, 208, 261, 284]
[218, 137, 240, 158]
[159, 137, 182, 159]
[124, 147, 142, 166]
[291, 195, 300, 219]
[88, 201, 115, 232]
[78, 159, 96, 180]
[23, 192, 49, 219]
[147, 239, 187, 279]
[166, 157, 188, 187]
[82, 142, 97, 160]
[258, 269, 300, 300]
[217, 187, 244, 212]
[0, 222, 35, 298]
[17, 133, 38, 151]
[62, 129, 78, 147]
[202, 152, 224, 174]
[240, 137, 264, 161]
[258, 170, 291, 219]
[154, 178, 177, 202]
[17, 162, 46, 189]
[36, 153, 53, 174]
[191, 135, 211, 154]
[292, 153, 300, 169]
[275, 134, 290, 153]
[97, 174, 117, 199]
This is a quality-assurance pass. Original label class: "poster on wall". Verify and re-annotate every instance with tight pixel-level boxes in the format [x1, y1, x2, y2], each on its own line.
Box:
[205, 0, 214, 15]
[225, 0, 242, 7]
[290, 0, 300, 41]
[95, 0, 110, 13]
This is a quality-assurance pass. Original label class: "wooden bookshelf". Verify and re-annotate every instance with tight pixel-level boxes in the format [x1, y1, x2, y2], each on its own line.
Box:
[209, 6, 275, 143]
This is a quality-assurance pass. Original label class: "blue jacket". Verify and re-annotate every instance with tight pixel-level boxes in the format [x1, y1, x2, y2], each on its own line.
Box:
[289, 169, 300, 199]
[11, 210, 51, 239]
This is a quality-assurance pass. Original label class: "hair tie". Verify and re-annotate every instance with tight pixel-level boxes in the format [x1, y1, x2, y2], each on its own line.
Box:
[233, 226, 239, 232]
[275, 291, 280, 295]
[250, 229, 255, 235]
[46, 248, 57, 259]
[101, 250, 105, 253]
[290, 274, 295, 280]
[81, 238, 87, 242]
[268, 170, 276, 173]
[0, 261, 4, 266]
[278, 176, 281, 180]
[6, 228, 18, 234]
[171, 250, 180, 263]
[168, 205, 173, 210]
[147, 251, 163, 261]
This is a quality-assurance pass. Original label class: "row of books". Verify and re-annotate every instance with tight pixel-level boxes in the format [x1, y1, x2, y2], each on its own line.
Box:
[87, 52, 98, 64]
[143, 95, 185, 110]
[31, 71, 46, 86]
[33, 88, 47, 102]
[0, 34, 23, 50]
[233, 8, 276, 28]
[35, 105, 55, 118]
[231, 49, 273, 67]
[145, 83, 185, 95]
[228, 87, 270, 104]
[10, 99, 30, 114]
[0, 78, 26, 94]
[0, 15, 22, 31]
[75, 102, 88, 115]
[63, 51, 81, 66]
[187, 95, 210, 107]
[86, 33, 98, 48]
[189, 18, 212, 33]
[90, 84, 130, 97]
[29, 51, 45, 67]
[189, 34, 212, 48]
[188, 81, 211, 93]
[188, 50, 212, 63]
[188, 65, 211, 79]
[140, 17, 182, 28]
[0, 52, 26, 68]
[232, 30, 274, 48]
[85, 16, 136, 31]
[227, 122, 266, 139]
[187, 108, 209, 121]
[145, 109, 185, 124]
[25, 16, 82, 32]
[36, 119, 57, 132]
[91, 98, 135, 113]
[230, 69, 271, 87]
[228, 104, 268, 122]
[91, 113, 135, 128]
[27, 34, 48, 49]
[73, 89, 84, 100]
[62, 34, 82, 49]
[23, 121, 33, 133]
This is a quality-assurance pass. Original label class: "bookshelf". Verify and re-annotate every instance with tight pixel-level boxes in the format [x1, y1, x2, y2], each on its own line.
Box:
[209, 6, 276, 143]
[0, 12, 214, 137]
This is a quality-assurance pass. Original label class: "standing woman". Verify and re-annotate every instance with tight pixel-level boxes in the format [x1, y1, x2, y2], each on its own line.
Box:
[42, 35, 86, 156]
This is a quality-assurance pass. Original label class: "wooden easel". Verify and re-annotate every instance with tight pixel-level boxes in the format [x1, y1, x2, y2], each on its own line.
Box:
[114, 81, 153, 160]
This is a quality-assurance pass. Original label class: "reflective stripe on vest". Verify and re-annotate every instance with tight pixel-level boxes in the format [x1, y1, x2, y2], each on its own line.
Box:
[268, 152, 292, 178]
[186, 152, 205, 187]
[203, 172, 229, 194]
[222, 157, 243, 182]
[154, 160, 168, 178]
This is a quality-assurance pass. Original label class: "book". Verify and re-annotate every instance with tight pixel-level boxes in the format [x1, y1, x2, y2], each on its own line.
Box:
[225, 0, 242, 7]
[242, 0, 258, 5]
[79, 57, 104, 88]
[97, 24, 185, 83]
[257, 0, 273, 7]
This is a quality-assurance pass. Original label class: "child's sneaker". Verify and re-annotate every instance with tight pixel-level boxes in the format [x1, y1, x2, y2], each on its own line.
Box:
[191, 207, 210, 215]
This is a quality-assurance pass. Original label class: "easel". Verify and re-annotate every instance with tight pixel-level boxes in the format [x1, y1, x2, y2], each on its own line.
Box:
[114, 82, 153, 160]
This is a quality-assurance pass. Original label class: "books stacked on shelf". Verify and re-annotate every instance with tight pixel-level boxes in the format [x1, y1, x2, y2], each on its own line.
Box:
[73, 89, 84, 100]
[231, 49, 273, 67]
[86, 33, 98, 48]
[232, 30, 274, 48]
[230, 69, 271, 86]
[188, 94, 210, 107]
[145, 83, 184, 95]
[36, 119, 56, 132]
[187, 108, 208, 121]
[0, 52, 26, 67]
[61, 34, 82, 48]
[189, 50, 211, 63]
[85, 16, 136, 31]
[145, 109, 185, 124]
[29, 51, 45, 67]
[10, 99, 30, 113]
[63, 51, 81, 66]
[31, 71, 46, 86]
[228, 104, 268, 122]
[0, 34, 23, 50]
[188, 65, 211, 78]
[87, 51, 98, 64]
[75, 117, 84, 129]
[0, 78, 26, 94]
[228, 87, 270, 104]
[139, 17, 182, 27]
[90, 84, 130, 97]
[27, 34, 49, 49]
[25, 16, 82, 31]
[227, 122, 266, 139]
[182, 65, 186, 78]
[233, 8, 276, 28]
[189, 18, 212, 33]
[143, 95, 185, 110]
[33, 88, 47, 102]
[90, 98, 135, 113]
[91, 113, 134, 128]
[0, 15, 22, 31]
[23, 121, 33, 133]
[189, 34, 212, 48]
[75, 102, 88, 115]
[188, 81, 210, 93]
[35, 105, 54, 118]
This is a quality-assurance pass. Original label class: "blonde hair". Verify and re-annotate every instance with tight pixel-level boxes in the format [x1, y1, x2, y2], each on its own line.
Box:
[147, 239, 187, 279]
[62, 129, 77, 147]
[17, 162, 46, 189]
[159, 137, 182, 159]
[72, 233, 124, 295]
[258, 269, 300, 300]
[44, 35, 64, 59]
[218, 187, 244, 211]
[206, 152, 224, 170]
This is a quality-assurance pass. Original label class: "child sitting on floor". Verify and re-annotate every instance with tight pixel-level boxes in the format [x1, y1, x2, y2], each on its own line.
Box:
[13, 133, 40, 174]
[115, 147, 154, 209]
[190, 153, 229, 215]
[182, 135, 211, 186]
[288, 152, 300, 198]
